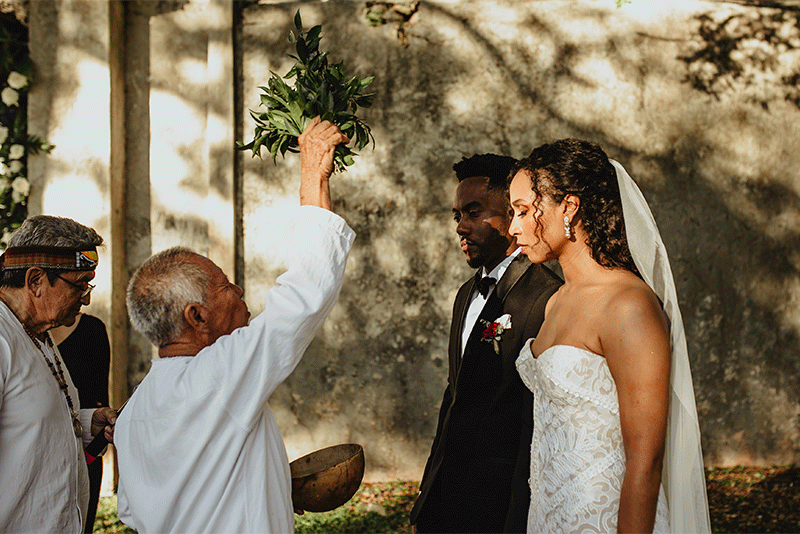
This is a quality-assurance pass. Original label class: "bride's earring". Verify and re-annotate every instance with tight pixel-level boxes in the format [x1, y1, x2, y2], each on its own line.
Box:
[564, 216, 571, 238]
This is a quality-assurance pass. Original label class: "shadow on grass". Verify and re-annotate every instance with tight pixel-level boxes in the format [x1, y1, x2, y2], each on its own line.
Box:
[94, 470, 799, 533]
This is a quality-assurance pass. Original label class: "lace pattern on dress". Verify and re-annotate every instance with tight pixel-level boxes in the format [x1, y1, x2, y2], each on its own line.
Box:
[516, 342, 670, 533]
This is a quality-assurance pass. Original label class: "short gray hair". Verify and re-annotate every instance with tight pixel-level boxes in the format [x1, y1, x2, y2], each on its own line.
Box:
[126, 247, 210, 347]
[7, 215, 104, 248]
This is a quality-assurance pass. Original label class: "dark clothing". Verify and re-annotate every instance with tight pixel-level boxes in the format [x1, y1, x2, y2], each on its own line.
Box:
[411, 256, 562, 533]
[58, 314, 110, 534]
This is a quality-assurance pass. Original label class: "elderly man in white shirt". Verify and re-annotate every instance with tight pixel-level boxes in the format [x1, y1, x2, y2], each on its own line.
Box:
[115, 117, 355, 534]
[0, 216, 117, 533]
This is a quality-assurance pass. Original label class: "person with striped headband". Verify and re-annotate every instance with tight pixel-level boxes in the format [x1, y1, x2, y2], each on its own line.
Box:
[0, 215, 117, 534]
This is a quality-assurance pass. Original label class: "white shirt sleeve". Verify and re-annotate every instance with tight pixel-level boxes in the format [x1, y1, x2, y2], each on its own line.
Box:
[189, 206, 355, 431]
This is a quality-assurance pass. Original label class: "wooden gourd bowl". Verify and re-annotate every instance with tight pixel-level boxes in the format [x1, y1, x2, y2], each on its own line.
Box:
[289, 443, 365, 513]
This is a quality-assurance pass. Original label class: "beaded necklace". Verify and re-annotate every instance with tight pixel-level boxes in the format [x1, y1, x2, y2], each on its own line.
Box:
[24, 324, 83, 438]
[0, 299, 83, 438]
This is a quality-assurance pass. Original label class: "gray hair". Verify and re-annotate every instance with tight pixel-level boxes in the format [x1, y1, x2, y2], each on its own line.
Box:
[126, 246, 210, 347]
[1, 215, 104, 288]
[7, 215, 104, 248]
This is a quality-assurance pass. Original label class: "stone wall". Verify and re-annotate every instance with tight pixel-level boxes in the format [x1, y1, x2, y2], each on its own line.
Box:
[23, 0, 800, 482]
[240, 0, 800, 478]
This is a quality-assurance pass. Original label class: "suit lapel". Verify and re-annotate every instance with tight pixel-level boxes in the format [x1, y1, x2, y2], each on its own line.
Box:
[457, 256, 534, 380]
[495, 254, 531, 302]
[462, 290, 504, 356]
[450, 275, 478, 383]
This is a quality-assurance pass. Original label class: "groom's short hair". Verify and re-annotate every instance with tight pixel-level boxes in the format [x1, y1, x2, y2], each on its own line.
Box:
[453, 153, 517, 191]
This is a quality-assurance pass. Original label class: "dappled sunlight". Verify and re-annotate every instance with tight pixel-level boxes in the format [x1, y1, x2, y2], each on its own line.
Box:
[177, 57, 210, 86]
[48, 55, 109, 161]
[149, 89, 227, 217]
[165, 0, 229, 32]
[617, 0, 710, 23]
[42, 173, 105, 223]
[444, 80, 491, 117]
[150, 90, 205, 160]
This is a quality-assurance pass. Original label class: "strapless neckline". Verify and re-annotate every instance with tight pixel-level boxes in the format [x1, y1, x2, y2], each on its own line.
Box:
[535, 344, 603, 361]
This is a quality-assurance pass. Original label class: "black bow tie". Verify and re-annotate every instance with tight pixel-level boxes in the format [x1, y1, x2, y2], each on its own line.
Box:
[475, 274, 497, 297]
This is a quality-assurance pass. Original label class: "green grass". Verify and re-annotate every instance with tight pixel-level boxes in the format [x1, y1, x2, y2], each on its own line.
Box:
[93, 481, 416, 534]
[93, 497, 135, 534]
[294, 481, 415, 534]
[93, 469, 800, 533]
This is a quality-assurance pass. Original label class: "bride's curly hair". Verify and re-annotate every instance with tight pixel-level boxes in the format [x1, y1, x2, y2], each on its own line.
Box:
[511, 138, 639, 275]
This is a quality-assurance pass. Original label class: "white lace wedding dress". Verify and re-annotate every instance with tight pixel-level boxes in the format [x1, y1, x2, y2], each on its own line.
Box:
[516, 341, 670, 533]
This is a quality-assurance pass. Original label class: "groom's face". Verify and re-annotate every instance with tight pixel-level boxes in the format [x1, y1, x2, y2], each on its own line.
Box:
[453, 176, 515, 270]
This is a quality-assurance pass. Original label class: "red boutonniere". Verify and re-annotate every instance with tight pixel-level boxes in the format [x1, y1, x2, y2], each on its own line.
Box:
[479, 314, 512, 354]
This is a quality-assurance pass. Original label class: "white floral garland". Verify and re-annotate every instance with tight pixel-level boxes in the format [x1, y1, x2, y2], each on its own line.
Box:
[0, 71, 32, 244]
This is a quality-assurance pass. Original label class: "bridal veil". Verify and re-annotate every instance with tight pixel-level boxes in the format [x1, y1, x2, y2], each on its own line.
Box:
[611, 160, 712, 533]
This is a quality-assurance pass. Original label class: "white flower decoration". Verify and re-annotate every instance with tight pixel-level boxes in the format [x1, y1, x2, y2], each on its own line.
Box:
[8, 144, 24, 160]
[8, 160, 22, 173]
[495, 313, 512, 330]
[7, 72, 28, 90]
[0, 125, 8, 145]
[11, 176, 30, 203]
[1, 87, 19, 107]
[0, 162, 8, 177]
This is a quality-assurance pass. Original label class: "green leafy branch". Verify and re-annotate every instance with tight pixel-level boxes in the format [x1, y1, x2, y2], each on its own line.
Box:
[239, 11, 375, 173]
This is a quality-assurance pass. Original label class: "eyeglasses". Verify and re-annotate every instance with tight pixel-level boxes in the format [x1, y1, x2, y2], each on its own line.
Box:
[55, 274, 95, 298]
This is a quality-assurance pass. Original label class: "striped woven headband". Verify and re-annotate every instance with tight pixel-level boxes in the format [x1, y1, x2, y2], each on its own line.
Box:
[0, 246, 98, 271]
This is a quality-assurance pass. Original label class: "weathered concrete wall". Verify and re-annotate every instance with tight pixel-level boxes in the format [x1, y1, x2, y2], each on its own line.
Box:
[241, 0, 800, 478]
[28, 0, 112, 323]
[22, 0, 800, 484]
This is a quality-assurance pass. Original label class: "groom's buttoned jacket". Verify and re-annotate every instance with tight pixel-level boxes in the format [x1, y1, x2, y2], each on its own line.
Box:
[411, 254, 562, 534]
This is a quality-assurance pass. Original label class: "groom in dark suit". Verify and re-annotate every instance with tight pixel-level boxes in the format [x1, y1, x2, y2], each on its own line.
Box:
[410, 154, 562, 533]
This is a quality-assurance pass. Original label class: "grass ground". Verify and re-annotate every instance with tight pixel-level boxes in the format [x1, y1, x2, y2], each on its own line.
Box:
[94, 467, 799, 533]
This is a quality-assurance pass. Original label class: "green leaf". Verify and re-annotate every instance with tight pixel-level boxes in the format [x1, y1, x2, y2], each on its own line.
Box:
[296, 38, 308, 63]
[294, 11, 303, 33]
[240, 9, 375, 170]
[306, 25, 322, 48]
[360, 76, 375, 90]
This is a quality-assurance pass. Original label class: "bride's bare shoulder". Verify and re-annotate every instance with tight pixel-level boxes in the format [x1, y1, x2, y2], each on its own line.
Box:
[596, 270, 666, 325]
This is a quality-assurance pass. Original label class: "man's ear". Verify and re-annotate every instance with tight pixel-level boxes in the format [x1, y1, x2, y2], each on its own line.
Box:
[183, 303, 211, 333]
[25, 267, 48, 297]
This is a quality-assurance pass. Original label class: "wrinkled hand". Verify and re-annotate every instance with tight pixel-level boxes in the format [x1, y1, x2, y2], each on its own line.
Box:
[91, 407, 117, 444]
[297, 117, 349, 209]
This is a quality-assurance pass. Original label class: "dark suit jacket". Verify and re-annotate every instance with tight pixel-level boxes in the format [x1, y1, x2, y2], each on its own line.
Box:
[410, 255, 562, 533]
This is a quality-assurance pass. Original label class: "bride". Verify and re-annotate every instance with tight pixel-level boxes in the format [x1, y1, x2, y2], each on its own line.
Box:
[508, 139, 710, 533]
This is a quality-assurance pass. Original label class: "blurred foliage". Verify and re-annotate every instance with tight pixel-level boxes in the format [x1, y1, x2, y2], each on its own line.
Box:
[93, 496, 135, 534]
[681, 7, 800, 109]
[0, 15, 54, 248]
[364, 2, 420, 46]
[295, 481, 417, 534]
[239, 11, 374, 173]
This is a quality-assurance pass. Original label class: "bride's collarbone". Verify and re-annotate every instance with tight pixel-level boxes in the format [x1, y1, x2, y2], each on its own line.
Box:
[534, 308, 606, 358]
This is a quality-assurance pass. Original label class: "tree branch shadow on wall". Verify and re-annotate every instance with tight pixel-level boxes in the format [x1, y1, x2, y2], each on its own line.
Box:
[239, 1, 800, 468]
[424, 2, 800, 464]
